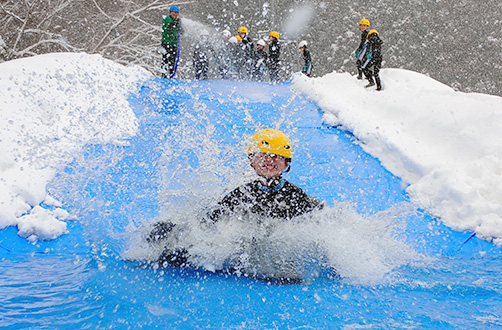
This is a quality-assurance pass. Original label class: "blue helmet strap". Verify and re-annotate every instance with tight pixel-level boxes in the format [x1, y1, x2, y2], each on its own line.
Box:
[257, 178, 286, 193]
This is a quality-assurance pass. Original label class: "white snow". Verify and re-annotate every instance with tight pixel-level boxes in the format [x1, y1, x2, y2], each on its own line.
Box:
[0, 53, 151, 242]
[1, 52, 502, 247]
[291, 69, 502, 246]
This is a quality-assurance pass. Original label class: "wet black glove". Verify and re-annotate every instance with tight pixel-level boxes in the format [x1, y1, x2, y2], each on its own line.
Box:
[147, 221, 175, 243]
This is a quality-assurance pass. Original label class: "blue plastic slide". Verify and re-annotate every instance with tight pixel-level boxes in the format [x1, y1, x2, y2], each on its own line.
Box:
[1, 78, 501, 329]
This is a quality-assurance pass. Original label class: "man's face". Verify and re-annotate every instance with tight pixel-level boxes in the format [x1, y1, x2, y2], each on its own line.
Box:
[359, 24, 369, 31]
[250, 153, 288, 179]
[170, 11, 179, 19]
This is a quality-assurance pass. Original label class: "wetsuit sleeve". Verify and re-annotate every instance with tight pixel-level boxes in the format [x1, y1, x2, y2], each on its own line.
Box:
[206, 185, 248, 223]
[281, 181, 324, 218]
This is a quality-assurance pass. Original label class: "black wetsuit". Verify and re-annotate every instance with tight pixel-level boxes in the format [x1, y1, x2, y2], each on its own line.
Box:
[208, 179, 323, 222]
[268, 39, 281, 82]
[361, 34, 383, 90]
[149, 178, 323, 268]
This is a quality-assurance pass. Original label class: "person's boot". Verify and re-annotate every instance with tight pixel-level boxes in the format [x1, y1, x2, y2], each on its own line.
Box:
[158, 248, 190, 267]
[365, 77, 375, 88]
[375, 77, 382, 91]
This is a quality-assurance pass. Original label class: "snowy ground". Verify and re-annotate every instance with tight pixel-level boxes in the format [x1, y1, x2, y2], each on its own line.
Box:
[1, 53, 501, 246]
[292, 70, 502, 245]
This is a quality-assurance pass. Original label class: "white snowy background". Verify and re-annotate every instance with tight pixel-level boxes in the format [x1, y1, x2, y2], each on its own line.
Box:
[1, 53, 501, 246]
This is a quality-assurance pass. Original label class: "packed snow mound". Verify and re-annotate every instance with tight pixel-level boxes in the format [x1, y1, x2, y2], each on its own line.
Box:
[0, 53, 151, 241]
[292, 69, 502, 245]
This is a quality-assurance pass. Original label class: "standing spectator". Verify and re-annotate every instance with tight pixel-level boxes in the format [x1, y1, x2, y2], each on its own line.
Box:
[233, 35, 247, 79]
[355, 18, 370, 80]
[267, 31, 281, 83]
[193, 30, 212, 80]
[217, 30, 234, 79]
[253, 39, 268, 81]
[221, 30, 231, 41]
[161, 6, 183, 78]
[298, 40, 312, 77]
[361, 29, 383, 91]
[222, 36, 240, 80]
[238, 26, 254, 79]
[238, 26, 253, 52]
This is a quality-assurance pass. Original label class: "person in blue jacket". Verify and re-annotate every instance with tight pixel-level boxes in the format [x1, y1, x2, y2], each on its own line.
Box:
[298, 40, 312, 77]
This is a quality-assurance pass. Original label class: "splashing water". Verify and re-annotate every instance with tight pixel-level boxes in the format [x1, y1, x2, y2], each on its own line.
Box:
[127, 198, 421, 284]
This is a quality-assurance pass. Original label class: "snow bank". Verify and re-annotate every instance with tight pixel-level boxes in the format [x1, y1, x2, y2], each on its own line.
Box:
[0, 53, 151, 241]
[292, 69, 502, 245]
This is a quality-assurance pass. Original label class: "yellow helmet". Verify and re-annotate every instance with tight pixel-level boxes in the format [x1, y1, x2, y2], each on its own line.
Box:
[248, 129, 292, 159]
[269, 31, 280, 39]
[238, 26, 248, 34]
[359, 18, 370, 26]
[367, 29, 379, 38]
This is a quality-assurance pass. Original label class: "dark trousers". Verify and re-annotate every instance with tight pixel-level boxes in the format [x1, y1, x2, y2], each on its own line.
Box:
[268, 60, 280, 83]
[194, 61, 208, 80]
[162, 44, 178, 78]
[363, 59, 382, 88]
[356, 60, 363, 78]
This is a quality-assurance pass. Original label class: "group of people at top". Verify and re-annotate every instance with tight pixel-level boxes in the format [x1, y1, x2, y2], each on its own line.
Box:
[160, 5, 313, 82]
[161, 6, 382, 90]
[212, 27, 283, 82]
[355, 18, 383, 91]
[215, 28, 311, 82]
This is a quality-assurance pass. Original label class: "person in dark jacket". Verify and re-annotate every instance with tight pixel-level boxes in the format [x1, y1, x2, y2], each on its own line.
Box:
[298, 40, 312, 77]
[237, 26, 255, 79]
[193, 30, 212, 80]
[161, 6, 183, 78]
[361, 29, 383, 91]
[355, 18, 371, 80]
[267, 31, 281, 83]
[224, 36, 241, 79]
[148, 128, 324, 267]
[232, 35, 248, 80]
[217, 30, 233, 79]
[252, 39, 268, 81]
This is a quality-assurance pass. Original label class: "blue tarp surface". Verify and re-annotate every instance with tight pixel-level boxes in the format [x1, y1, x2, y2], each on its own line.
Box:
[1, 79, 501, 329]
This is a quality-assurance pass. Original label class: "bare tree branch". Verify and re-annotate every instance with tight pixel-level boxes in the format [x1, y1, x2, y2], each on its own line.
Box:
[0, 0, 190, 76]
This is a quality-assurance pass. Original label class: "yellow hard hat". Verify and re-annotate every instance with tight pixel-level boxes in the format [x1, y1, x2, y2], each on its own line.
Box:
[248, 129, 292, 159]
[269, 31, 280, 39]
[359, 19, 370, 26]
[238, 26, 248, 34]
[367, 29, 379, 38]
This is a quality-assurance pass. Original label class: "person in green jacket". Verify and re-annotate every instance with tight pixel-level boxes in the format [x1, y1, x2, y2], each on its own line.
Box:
[161, 6, 183, 78]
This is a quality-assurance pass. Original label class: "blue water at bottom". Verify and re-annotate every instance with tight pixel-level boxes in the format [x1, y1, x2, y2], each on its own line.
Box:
[2, 226, 502, 329]
[1, 78, 502, 329]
